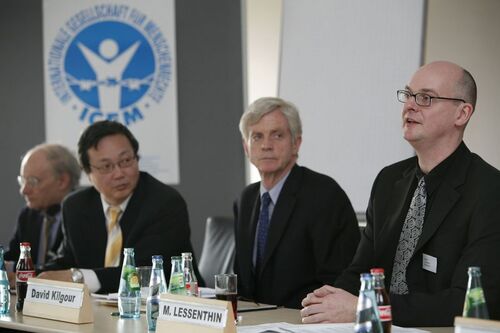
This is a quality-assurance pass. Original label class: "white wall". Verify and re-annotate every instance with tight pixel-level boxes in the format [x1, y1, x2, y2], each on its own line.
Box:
[425, 0, 500, 169]
[242, 0, 283, 183]
[278, 0, 424, 211]
[244, 0, 500, 212]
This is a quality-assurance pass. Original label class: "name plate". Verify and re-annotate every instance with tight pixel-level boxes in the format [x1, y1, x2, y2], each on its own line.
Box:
[26, 282, 84, 308]
[23, 278, 93, 324]
[156, 294, 236, 333]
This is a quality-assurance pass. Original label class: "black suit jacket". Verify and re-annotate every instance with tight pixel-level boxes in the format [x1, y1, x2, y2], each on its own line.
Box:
[335, 143, 500, 326]
[234, 165, 360, 308]
[47, 172, 202, 293]
[4, 206, 63, 268]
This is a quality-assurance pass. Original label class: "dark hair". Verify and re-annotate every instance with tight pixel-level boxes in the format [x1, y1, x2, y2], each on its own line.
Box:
[78, 120, 139, 173]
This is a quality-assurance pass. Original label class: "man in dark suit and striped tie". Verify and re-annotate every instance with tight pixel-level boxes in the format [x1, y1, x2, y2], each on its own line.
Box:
[5, 144, 81, 267]
[39, 120, 202, 293]
[4, 144, 81, 286]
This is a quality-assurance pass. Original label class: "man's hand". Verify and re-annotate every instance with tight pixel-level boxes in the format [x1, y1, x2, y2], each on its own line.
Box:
[300, 285, 358, 323]
[37, 270, 72, 282]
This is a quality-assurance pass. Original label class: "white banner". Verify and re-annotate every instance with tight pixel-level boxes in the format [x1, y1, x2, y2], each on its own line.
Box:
[43, 0, 179, 183]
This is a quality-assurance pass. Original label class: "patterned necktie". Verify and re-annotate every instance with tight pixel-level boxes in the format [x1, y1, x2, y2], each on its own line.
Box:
[255, 192, 272, 271]
[390, 177, 427, 294]
[105, 206, 122, 267]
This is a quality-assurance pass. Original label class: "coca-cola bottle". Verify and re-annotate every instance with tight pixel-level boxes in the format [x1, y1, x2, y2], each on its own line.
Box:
[16, 242, 35, 312]
[370, 268, 392, 333]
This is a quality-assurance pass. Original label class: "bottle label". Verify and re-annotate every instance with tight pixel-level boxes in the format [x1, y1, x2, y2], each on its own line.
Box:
[467, 288, 486, 306]
[16, 270, 36, 283]
[378, 305, 392, 321]
[127, 271, 140, 291]
[463, 287, 488, 317]
[169, 273, 185, 294]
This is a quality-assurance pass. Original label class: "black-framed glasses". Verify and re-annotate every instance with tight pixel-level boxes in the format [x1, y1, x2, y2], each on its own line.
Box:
[397, 89, 466, 107]
[17, 176, 41, 188]
[90, 155, 137, 175]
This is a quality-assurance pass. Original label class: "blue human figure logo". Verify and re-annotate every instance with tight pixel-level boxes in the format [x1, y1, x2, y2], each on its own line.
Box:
[77, 39, 140, 112]
[65, 21, 155, 112]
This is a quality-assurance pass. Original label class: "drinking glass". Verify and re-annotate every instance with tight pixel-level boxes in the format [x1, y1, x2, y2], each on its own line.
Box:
[214, 273, 238, 320]
[137, 266, 152, 300]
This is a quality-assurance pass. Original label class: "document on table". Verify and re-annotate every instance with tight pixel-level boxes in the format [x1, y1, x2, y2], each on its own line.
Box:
[238, 322, 430, 333]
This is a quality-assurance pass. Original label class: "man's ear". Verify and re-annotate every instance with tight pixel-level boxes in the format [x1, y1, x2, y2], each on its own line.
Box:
[293, 135, 302, 155]
[242, 139, 250, 158]
[455, 102, 474, 127]
[58, 173, 71, 190]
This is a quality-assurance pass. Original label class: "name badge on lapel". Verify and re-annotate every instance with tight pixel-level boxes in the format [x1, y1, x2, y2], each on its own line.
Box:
[422, 253, 437, 273]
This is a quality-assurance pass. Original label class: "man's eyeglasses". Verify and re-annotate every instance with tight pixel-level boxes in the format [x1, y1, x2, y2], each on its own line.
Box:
[17, 176, 41, 188]
[90, 155, 137, 174]
[397, 89, 466, 107]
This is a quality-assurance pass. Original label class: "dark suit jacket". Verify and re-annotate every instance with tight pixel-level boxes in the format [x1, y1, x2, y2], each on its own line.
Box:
[47, 172, 203, 293]
[4, 205, 63, 268]
[335, 143, 500, 326]
[234, 165, 360, 308]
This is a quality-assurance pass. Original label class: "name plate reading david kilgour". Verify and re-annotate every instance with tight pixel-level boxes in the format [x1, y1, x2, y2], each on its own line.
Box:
[26, 282, 84, 308]
[158, 299, 228, 328]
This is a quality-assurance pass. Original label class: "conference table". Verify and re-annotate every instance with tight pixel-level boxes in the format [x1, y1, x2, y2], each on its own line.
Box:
[0, 295, 453, 333]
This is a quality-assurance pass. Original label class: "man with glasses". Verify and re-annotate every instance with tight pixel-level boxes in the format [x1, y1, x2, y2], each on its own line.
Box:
[301, 61, 500, 326]
[40, 120, 202, 293]
[4, 144, 80, 274]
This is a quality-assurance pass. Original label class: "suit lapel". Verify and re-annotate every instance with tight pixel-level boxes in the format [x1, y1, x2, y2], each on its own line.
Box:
[258, 165, 300, 277]
[76, 189, 107, 266]
[378, 164, 415, 266]
[247, 189, 260, 276]
[119, 175, 145, 245]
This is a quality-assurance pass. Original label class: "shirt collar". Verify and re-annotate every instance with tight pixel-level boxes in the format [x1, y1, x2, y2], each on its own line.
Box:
[44, 203, 61, 217]
[100, 194, 132, 218]
[416, 141, 466, 196]
[259, 169, 292, 204]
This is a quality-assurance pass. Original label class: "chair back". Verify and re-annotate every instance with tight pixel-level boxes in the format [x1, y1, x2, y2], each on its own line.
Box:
[198, 216, 235, 288]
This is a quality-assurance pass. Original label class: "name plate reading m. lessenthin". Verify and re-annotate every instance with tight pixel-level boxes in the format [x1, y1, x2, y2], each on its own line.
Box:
[26, 282, 84, 308]
[158, 299, 228, 328]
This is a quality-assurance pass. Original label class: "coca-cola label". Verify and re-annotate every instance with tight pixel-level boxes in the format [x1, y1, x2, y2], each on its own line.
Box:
[378, 305, 392, 321]
[16, 270, 36, 282]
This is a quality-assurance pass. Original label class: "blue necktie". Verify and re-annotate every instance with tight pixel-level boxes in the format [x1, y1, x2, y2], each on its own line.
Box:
[256, 192, 272, 270]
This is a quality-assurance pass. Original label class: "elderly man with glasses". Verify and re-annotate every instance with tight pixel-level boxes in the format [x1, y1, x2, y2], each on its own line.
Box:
[4, 144, 80, 276]
[40, 120, 203, 293]
[301, 61, 500, 326]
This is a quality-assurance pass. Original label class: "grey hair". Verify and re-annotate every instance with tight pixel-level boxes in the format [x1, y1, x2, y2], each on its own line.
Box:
[28, 143, 81, 190]
[239, 97, 302, 143]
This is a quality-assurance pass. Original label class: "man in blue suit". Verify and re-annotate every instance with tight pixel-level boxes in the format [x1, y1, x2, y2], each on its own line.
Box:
[301, 61, 500, 326]
[234, 97, 360, 308]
